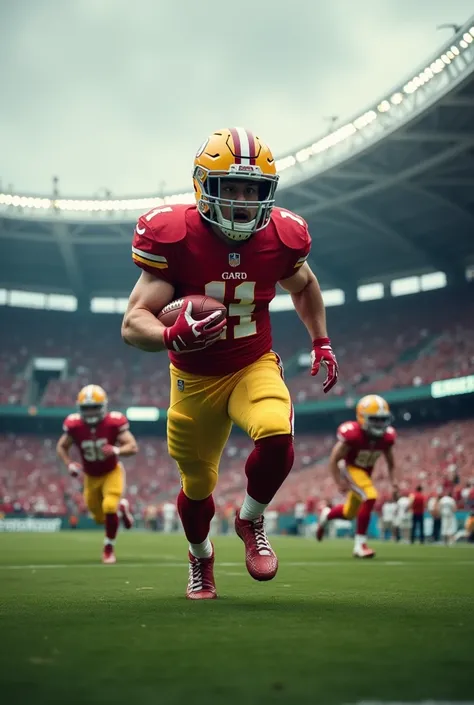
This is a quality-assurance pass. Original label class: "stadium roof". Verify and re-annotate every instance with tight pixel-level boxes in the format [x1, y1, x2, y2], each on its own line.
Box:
[1, 21, 474, 297]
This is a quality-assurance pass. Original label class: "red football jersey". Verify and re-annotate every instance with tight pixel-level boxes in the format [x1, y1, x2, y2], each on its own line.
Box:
[337, 420, 396, 475]
[131, 204, 311, 375]
[63, 411, 129, 477]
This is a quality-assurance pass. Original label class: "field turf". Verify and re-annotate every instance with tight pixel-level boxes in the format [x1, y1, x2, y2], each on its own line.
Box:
[0, 531, 473, 705]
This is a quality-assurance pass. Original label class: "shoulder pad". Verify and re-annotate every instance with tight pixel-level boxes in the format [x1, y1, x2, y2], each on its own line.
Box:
[271, 208, 311, 250]
[107, 411, 129, 430]
[337, 421, 362, 444]
[384, 426, 397, 444]
[136, 204, 192, 244]
[63, 413, 81, 432]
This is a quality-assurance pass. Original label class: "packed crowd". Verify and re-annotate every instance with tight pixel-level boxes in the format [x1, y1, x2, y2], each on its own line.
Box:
[0, 288, 472, 408]
[1, 419, 472, 519]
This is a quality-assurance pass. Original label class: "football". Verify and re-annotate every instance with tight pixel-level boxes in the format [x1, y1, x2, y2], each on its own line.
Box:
[157, 295, 226, 328]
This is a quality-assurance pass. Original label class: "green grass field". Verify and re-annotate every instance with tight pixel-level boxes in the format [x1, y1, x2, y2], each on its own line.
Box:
[1, 531, 473, 705]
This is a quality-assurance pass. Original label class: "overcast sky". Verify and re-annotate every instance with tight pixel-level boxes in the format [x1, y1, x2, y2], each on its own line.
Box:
[1, 0, 473, 197]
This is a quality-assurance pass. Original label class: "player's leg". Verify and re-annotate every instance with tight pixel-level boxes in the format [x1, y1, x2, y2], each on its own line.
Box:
[168, 365, 233, 599]
[419, 514, 425, 544]
[118, 497, 134, 530]
[83, 475, 108, 562]
[316, 487, 361, 541]
[348, 468, 377, 558]
[118, 465, 135, 531]
[116, 465, 134, 530]
[83, 475, 105, 525]
[101, 465, 125, 564]
[228, 352, 294, 581]
[410, 515, 416, 544]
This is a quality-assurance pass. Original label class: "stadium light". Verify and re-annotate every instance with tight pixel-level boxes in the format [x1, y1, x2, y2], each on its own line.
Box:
[321, 289, 345, 306]
[390, 276, 421, 297]
[9, 290, 47, 309]
[46, 294, 78, 311]
[357, 282, 384, 302]
[420, 271, 447, 291]
[126, 407, 160, 422]
[90, 297, 117, 313]
[377, 100, 391, 113]
[431, 375, 474, 398]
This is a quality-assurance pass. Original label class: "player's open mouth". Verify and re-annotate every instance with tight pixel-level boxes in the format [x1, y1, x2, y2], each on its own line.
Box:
[234, 210, 251, 222]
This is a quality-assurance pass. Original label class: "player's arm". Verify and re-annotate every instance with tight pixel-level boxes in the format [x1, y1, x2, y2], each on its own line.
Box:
[56, 432, 74, 466]
[114, 429, 138, 457]
[121, 271, 175, 352]
[280, 262, 338, 392]
[384, 445, 396, 488]
[279, 262, 327, 339]
[122, 271, 225, 354]
[56, 433, 81, 477]
[328, 440, 350, 491]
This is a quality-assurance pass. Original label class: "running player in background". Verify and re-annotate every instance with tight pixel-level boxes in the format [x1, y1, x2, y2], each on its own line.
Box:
[56, 385, 137, 564]
[316, 395, 396, 558]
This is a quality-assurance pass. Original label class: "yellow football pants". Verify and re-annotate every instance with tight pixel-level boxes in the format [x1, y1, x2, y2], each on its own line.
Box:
[342, 465, 378, 519]
[167, 352, 293, 500]
[83, 464, 124, 524]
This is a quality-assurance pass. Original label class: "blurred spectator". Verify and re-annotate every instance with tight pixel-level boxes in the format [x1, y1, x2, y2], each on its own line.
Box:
[380, 493, 398, 541]
[427, 493, 442, 543]
[408, 485, 426, 544]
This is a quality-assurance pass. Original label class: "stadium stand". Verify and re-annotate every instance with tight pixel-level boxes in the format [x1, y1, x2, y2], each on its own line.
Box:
[1, 418, 473, 518]
[0, 286, 472, 408]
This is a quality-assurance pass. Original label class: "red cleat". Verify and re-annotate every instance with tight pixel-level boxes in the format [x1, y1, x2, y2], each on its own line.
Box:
[316, 506, 331, 542]
[119, 498, 134, 530]
[235, 511, 278, 581]
[186, 548, 217, 600]
[353, 543, 376, 559]
[102, 544, 116, 564]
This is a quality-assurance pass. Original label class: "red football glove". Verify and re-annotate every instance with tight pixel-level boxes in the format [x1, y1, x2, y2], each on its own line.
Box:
[163, 300, 226, 354]
[68, 462, 82, 478]
[310, 337, 339, 393]
[101, 444, 119, 459]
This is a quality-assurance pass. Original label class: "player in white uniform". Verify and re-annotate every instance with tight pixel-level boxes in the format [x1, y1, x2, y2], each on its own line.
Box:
[394, 493, 411, 542]
[381, 496, 398, 541]
[162, 501, 177, 533]
[439, 493, 457, 545]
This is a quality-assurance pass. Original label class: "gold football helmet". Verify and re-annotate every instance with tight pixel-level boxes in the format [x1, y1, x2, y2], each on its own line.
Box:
[76, 384, 108, 425]
[193, 127, 279, 241]
[356, 394, 392, 437]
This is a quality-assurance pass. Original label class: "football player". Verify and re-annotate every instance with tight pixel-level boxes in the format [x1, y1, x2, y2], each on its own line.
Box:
[316, 394, 396, 558]
[122, 127, 339, 599]
[56, 385, 138, 564]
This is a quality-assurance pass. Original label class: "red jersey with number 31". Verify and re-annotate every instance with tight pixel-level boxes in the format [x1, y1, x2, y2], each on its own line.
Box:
[63, 412, 129, 477]
[337, 421, 396, 476]
[131, 204, 311, 375]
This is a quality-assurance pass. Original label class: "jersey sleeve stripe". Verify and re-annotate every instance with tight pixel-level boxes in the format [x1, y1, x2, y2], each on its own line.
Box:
[132, 246, 168, 263]
[132, 253, 168, 269]
[294, 255, 308, 267]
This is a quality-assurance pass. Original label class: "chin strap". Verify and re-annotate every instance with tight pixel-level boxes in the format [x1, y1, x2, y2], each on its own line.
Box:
[215, 205, 256, 241]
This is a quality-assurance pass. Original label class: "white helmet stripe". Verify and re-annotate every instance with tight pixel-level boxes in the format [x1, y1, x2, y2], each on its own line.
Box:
[236, 126, 251, 165]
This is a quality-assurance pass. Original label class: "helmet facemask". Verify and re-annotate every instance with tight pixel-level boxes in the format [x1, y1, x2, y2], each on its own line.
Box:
[78, 402, 107, 425]
[194, 165, 278, 242]
[364, 413, 392, 437]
